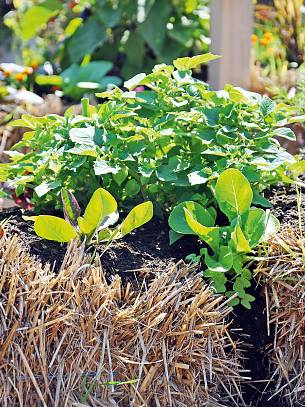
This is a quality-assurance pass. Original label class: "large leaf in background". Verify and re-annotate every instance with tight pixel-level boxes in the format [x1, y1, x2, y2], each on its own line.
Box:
[21, 0, 61, 40]
[169, 201, 215, 235]
[78, 188, 117, 235]
[65, 17, 107, 63]
[215, 169, 253, 221]
[138, 0, 171, 56]
[122, 31, 146, 78]
[34, 216, 77, 243]
[121, 201, 153, 236]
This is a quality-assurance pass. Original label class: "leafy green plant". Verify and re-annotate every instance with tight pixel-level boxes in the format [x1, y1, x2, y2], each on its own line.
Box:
[169, 168, 280, 308]
[25, 187, 153, 244]
[0, 54, 301, 214]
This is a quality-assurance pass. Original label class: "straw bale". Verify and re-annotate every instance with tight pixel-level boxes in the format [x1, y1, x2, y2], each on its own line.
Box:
[0, 234, 245, 406]
[255, 227, 305, 405]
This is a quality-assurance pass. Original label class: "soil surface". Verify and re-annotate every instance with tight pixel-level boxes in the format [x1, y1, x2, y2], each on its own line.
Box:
[1, 179, 303, 406]
[0, 208, 199, 279]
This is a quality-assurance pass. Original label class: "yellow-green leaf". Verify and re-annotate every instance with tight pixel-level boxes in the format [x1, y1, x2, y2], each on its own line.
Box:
[34, 216, 77, 243]
[184, 208, 219, 252]
[215, 169, 253, 221]
[79, 188, 117, 234]
[231, 223, 251, 253]
[121, 201, 153, 237]
[173, 53, 220, 71]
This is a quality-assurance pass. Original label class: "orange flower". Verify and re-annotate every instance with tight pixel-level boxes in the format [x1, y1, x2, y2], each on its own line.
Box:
[31, 62, 38, 70]
[15, 73, 26, 81]
[3, 70, 12, 77]
[264, 32, 273, 41]
[23, 66, 33, 75]
[251, 34, 258, 44]
[260, 37, 270, 46]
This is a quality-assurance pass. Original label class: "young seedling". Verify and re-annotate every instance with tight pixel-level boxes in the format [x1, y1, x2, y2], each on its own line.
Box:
[169, 168, 280, 308]
[24, 187, 153, 245]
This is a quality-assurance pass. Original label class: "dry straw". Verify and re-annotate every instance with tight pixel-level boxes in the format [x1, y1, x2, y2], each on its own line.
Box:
[0, 234, 245, 406]
[255, 227, 305, 406]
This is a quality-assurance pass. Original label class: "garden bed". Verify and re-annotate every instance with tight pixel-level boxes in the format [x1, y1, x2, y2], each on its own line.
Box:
[0, 179, 304, 406]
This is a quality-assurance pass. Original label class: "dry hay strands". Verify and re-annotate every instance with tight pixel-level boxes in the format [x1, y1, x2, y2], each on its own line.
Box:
[255, 226, 305, 405]
[0, 234, 246, 407]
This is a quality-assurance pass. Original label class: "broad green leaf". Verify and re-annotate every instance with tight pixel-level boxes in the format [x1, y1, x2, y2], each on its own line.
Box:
[231, 222, 252, 253]
[9, 114, 47, 129]
[205, 246, 233, 272]
[274, 127, 296, 141]
[124, 180, 140, 197]
[169, 201, 215, 235]
[78, 188, 117, 235]
[61, 188, 80, 226]
[173, 53, 220, 70]
[121, 201, 153, 237]
[33, 216, 77, 243]
[252, 190, 272, 208]
[260, 95, 275, 116]
[215, 169, 253, 221]
[113, 167, 128, 186]
[184, 208, 219, 252]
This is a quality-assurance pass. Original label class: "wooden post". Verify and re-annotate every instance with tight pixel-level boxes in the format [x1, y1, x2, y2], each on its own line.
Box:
[209, 0, 253, 90]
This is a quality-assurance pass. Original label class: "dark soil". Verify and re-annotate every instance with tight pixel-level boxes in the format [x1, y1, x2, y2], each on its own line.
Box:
[1, 179, 303, 406]
[267, 180, 305, 227]
[0, 207, 199, 280]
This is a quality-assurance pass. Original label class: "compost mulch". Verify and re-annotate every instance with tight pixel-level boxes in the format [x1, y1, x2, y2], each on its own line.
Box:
[0, 179, 303, 407]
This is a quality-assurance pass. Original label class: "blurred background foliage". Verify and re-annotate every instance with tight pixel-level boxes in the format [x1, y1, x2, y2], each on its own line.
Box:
[0, 0, 304, 102]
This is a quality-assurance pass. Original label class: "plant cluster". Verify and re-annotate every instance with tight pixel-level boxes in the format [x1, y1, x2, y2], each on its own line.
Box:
[169, 168, 279, 308]
[0, 54, 300, 213]
[25, 187, 153, 245]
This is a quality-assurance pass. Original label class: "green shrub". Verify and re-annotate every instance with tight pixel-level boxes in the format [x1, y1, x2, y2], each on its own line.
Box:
[0, 54, 301, 214]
